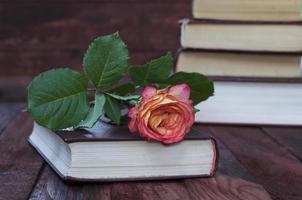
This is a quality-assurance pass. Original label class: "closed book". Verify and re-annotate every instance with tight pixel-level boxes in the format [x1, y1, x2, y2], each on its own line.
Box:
[192, 0, 302, 22]
[180, 19, 302, 52]
[176, 50, 302, 78]
[193, 81, 302, 126]
[28, 121, 218, 182]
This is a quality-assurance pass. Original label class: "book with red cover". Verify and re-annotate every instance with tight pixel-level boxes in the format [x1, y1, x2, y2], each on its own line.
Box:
[28, 120, 218, 182]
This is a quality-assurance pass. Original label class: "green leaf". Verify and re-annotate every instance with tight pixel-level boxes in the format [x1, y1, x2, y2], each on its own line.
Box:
[167, 72, 214, 105]
[104, 95, 121, 125]
[106, 93, 140, 101]
[129, 53, 173, 86]
[108, 83, 135, 96]
[157, 83, 169, 89]
[76, 93, 105, 128]
[27, 68, 89, 130]
[193, 107, 200, 113]
[83, 32, 129, 90]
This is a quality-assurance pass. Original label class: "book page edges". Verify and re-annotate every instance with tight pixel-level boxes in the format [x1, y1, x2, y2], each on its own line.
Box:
[176, 51, 302, 78]
[193, 81, 302, 126]
[179, 20, 302, 52]
[66, 139, 217, 182]
[29, 122, 218, 182]
[192, 0, 302, 22]
[28, 122, 71, 179]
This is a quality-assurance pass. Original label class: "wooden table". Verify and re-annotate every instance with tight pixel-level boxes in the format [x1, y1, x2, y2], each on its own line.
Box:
[0, 103, 301, 200]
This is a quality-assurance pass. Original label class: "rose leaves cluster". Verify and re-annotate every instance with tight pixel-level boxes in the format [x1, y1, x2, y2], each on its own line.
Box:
[27, 32, 214, 144]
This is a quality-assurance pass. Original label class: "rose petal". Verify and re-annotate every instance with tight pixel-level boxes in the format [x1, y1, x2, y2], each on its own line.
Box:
[128, 107, 138, 118]
[128, 118, 138, 133]
[168, 84, 190, 100]
[141, 87, 157, 99]
[128, 83, 194, 145]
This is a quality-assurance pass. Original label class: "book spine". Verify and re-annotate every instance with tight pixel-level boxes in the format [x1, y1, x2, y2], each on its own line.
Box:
[180, 19, 302, 53]
[300, 57, 302, 78]
[209, 76, 302, 83]
[178, 18, 189, 50]
[180, 48, 302, 55]
[210, 139, 219, 176]
[186, 18, 302, 25]
[174, 48, 182, 73]
[181, 48, 302, 54]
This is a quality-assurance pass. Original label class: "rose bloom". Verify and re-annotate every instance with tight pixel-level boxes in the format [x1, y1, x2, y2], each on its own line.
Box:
[128, 83, 195, 144]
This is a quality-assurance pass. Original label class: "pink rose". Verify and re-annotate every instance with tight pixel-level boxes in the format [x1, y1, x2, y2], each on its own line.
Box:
[128, 84, 195, 144]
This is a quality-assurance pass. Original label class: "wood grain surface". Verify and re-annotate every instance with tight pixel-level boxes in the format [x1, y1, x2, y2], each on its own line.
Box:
[3, 104, 300, 200]
[0, 104, 273, 200]
[27, 125, 266, 200]
[207, 125, 302, 200]
[262, 127, 302, 160]
[0, 112, 44, 200]
[0, 0, 190, 100]
[1, 104, 302, 199]
[0, 1, 190, 76]
[0, 103, 23, 133]
[184, 176, 271, 200]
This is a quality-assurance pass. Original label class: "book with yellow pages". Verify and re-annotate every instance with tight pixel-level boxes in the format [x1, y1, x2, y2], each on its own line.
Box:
[192, 0, 302, 22]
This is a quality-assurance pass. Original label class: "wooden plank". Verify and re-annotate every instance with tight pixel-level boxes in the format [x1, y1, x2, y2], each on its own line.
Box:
[262, 127, 302, 160]
[192, 126, 255, 181]
[0, 77, 32, 101]
[29, 165, 112, 200]
[0, 0, 191, 3]
[0, 3, 188, 50]
[194, 126, 271, 199]
[0, 52, 165, 100]
[208, 125, 302, 200]
[184, 175, 271, 200]
[0, 50, 168, 76]
[111, 181, 191, 200]
[0, 113, 44, 200]
[0, 103, 23, 134]
[30, 166, 270, 200]
[0, 3, 189, 76]
[29, 166, 193, 200]
[129, 175, 271, 200]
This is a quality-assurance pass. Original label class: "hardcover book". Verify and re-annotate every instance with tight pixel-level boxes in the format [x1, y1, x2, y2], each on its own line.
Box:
[192, 0, 302, 22]
[28, 121, 218, 182]
[193, 81, 302, 125]
[176, 51, 302, 78]
[180, 19, 302, 52]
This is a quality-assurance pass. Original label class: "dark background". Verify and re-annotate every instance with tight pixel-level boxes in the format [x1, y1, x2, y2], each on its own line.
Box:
[0, 0, 191, 100]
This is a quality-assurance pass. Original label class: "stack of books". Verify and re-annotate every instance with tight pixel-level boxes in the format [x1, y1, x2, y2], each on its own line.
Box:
[177, 0, 302, 126]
